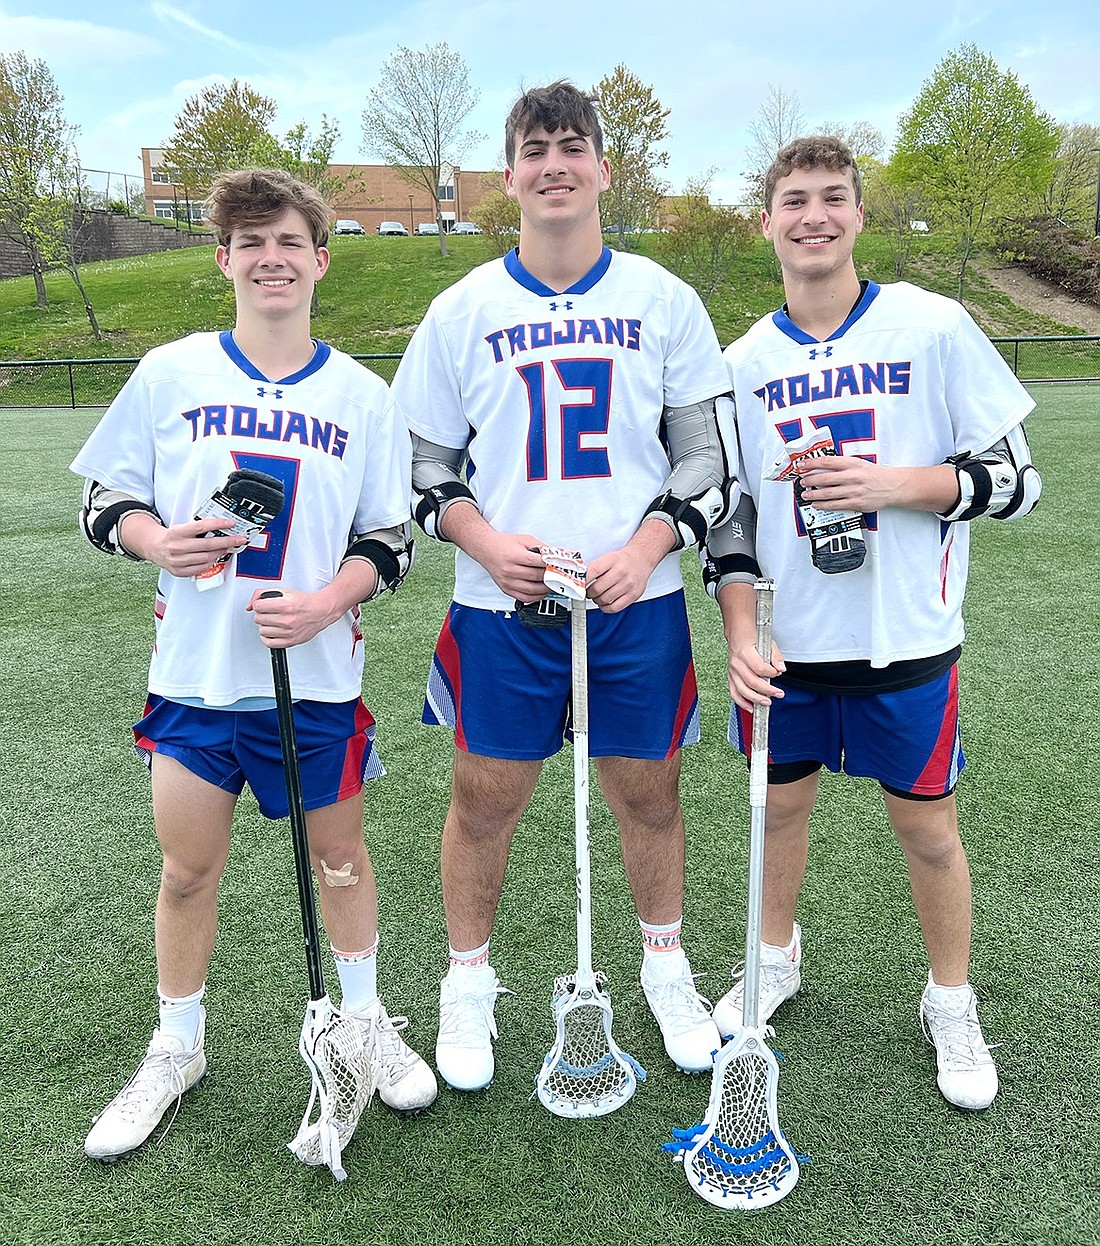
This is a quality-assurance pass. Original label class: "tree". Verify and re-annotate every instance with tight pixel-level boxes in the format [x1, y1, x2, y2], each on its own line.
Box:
[814, 120, 885, 166]
[0, 50, 76, 308]
[161, 79, 279, 193]
[593, 65, 670, 248]
[655, 176, 755, 307]
[469, 177, 520, 257]
[1031, 122, 1100, 232]
[743, 85, 805, 207]
[361, 43, 483, 257]
[861, 157, 929, 279]
[893, 44, 1060, 300]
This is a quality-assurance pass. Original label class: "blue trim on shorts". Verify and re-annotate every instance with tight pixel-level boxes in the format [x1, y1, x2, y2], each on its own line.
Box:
[423, 593, 700, 761]
[134, 693, 383, 819]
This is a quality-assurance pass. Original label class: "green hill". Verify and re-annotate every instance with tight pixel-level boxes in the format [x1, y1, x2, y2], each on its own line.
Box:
[0, 231, 1086, 363]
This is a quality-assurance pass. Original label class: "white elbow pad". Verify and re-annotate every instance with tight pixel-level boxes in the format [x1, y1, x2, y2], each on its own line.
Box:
[940, 424, 1042, 522]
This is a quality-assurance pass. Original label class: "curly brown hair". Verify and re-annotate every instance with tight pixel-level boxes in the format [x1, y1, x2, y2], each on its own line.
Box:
[763, 136, 861, 214]
[205, 168, 331, 249]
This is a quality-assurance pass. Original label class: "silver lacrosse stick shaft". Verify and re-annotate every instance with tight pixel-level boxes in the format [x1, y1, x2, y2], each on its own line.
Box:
[570, 597, 595, 989]
[742, 578, 775, 1031]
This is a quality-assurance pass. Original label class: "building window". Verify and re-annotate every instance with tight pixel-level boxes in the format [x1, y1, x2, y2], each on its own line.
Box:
[151, 169, 172, 184]
[154, 204, 174, 218]
[438, 183, 454, 202]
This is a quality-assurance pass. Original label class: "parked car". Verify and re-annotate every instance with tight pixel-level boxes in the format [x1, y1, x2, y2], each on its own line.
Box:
[333, 219, 365, 235]
[452, 221, 482, 235]
[378, 221, 408, 236]
[416, 222, 440, 235]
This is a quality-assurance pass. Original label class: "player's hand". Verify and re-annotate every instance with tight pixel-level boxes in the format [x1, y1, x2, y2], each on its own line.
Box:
[247, 588, 334, 649]
[478, 532, 554, 602]
[795, 455, 901, 513]
[727, 635, 786, 711]
[586, 520, 674, 613]
[139, 516, 249, 578]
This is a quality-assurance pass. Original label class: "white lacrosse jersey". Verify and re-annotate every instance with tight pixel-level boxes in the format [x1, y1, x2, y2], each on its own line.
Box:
[393, 247, 729, 610]
[71, 331, 410, 706]
[726, 281, 1035, 666]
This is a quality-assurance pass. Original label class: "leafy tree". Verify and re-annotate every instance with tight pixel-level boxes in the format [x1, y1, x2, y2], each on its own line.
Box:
[814, 120, 885, 166]
[593, 65, 670, 248]
[469, 178, 520, 257]
[361, 42, 483, 258]
[280, 116, 365, 210]
[655, 176, 755, 307]
[743, 85, 805, 208]
[861, 157, 929, 279]
[161, 79, 279, 193]
[1031, 123, 1100, 233]
[893, 43, 1060, 300]
[0, 50, 76, 308]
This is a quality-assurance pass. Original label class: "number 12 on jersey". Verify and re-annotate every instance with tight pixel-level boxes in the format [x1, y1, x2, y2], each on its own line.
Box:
[517, 358, 613, 483]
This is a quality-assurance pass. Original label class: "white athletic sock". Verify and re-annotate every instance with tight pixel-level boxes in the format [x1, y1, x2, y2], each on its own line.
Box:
[448, 938, 491, 972]
[332, 936, 379, 1013]
[157, 983, 205, 1050]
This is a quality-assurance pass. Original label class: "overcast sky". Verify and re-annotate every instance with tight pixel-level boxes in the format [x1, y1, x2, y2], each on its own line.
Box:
[4, 0, 1097, 204]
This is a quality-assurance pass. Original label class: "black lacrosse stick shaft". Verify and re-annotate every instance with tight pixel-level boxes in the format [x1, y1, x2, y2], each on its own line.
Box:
[262, 592, 327, 1002]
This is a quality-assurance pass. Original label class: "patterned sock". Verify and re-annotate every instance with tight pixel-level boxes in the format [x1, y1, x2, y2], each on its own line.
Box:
[157, 982, 205, 1050]
[448, 938, 491, 972]
[642, 917, 682, 961]
[332, 935, 379, 1012]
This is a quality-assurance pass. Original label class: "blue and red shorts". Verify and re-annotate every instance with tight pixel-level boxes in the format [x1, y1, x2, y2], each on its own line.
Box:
[729, 665, 964, 797]
[424, 592, 700, 761]
[134, 693, 383, 819]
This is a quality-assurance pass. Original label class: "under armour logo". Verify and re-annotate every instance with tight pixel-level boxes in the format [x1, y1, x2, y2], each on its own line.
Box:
[548, 300, 573, 311]
[257, 386, 284, 398]
[808, 346, 833, 361]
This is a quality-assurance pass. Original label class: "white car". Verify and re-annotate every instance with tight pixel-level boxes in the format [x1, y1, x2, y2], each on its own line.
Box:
[416, 222, 440, 235]
[333, 219, 365, 235]
[452, 221, 482, 235]
[378, 221, 408, 236]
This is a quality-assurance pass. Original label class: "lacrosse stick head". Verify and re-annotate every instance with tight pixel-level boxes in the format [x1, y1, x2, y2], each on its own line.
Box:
[669, 1027, 800, 1210]
[535, 973, 645, 1119]
[288, 997, 380, 1181]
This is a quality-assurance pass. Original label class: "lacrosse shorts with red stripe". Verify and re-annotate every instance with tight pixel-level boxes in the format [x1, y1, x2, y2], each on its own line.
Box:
[134, 693, 383, 818]
[423, 591, 700, 761]
[730, 664, 964, 797]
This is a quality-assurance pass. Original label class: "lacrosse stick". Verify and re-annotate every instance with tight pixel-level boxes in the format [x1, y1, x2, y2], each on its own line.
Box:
[667, 577, 801, 1208]
[532, 552, 645, 1118]
[263, 593, 376, 1182]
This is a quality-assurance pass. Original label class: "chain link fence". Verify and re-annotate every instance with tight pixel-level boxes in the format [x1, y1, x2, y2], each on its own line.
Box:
[0, 340, 1096, 408]
[0, 354, 402, 408]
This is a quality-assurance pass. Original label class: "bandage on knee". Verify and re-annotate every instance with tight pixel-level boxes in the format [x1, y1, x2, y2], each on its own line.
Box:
[320, 858, 359, 888]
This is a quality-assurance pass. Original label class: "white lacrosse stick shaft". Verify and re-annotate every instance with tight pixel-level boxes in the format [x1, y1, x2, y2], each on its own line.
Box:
[742, 578, 774, 1031]
[570, 596, 595, 991]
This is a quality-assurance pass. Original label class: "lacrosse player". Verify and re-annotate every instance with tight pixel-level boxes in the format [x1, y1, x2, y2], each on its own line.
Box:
[71, 168, 436, 1162]
[704, 136, 1041, 1110]
[392, 80, 732, 1091]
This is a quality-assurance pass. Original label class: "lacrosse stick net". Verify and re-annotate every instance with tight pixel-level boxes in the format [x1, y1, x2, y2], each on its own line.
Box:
[532, 555, 645, 1118]
[266, 605, 377, 1181]
[667, 578, 801, 1208]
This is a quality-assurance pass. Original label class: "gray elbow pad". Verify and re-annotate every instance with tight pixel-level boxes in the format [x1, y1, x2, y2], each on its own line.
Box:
[700, 489, 761, 598]
[644, 396, 735, 550]
[79, 479, 160, 559]
[344, 520, 415, 600]
[410, 433, 477, 541]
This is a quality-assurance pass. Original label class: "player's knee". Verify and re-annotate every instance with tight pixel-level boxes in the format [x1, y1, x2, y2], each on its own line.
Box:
[317, 856, 361, 888]
[159, 859, 222, 900]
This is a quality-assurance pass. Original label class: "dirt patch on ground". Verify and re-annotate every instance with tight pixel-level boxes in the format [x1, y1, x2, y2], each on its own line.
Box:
[977, 259, 1100, 334]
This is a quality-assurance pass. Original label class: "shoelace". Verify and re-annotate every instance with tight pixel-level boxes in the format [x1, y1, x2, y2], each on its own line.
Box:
[439, 981, 513, 1045]
[647, 972, 713, 1035]
[921, 999, 996, 1070]
[729, 959, 797, 1002]
[114, 1043, 188, 1121]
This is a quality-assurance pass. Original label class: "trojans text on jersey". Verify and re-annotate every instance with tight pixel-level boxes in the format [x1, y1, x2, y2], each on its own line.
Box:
[753, 359, 912, 413]
[181, 403, 349, 459]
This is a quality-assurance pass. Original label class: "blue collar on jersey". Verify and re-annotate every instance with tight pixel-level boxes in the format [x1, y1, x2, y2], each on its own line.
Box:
[218, 330, 332, 384]
[503, 245, 614, 296]
[772, 279, 881, 345]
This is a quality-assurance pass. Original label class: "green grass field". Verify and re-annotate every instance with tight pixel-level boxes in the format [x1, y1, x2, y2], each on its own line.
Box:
[1, 385, 1097, 1246]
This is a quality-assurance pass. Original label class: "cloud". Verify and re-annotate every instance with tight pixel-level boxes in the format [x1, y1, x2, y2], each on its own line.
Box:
[0, 9, 161, 67]
[149, 2, 254, 54]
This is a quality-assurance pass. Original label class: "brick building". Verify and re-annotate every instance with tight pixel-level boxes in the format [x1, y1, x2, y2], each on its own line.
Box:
[141, 149, 500, 232]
